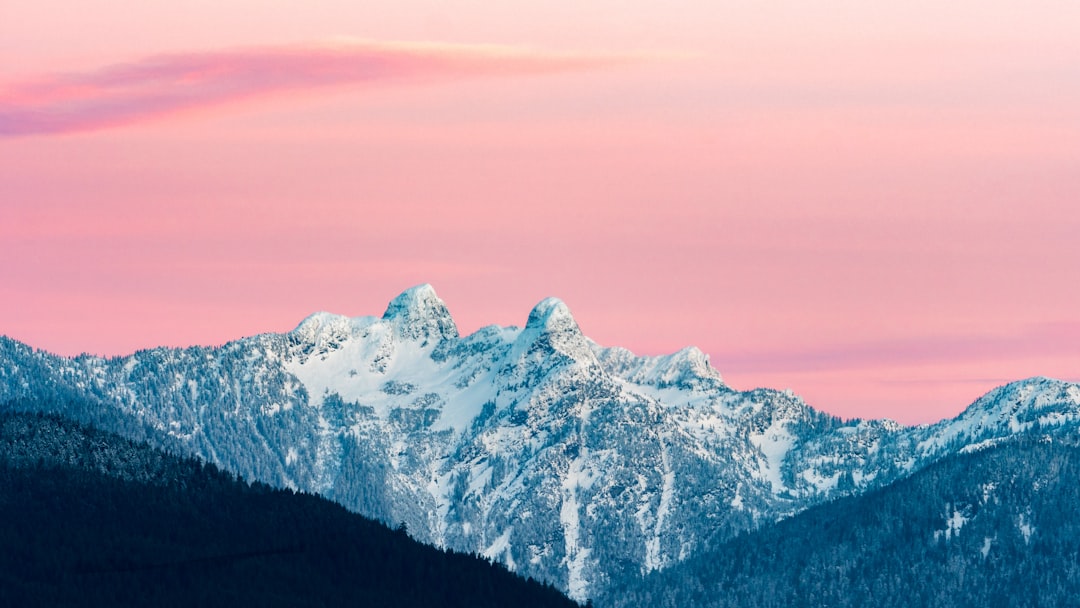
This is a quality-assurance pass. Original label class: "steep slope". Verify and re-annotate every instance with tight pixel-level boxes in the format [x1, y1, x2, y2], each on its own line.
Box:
[0, 411, 578, 608]
[2, 285, 1078, 601]
[608, 432, 1080, 608]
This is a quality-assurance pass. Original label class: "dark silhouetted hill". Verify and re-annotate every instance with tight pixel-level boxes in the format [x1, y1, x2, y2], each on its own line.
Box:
[0, 411, 578, 608]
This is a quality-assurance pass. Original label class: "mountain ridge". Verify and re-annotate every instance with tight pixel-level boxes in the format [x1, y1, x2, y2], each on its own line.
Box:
[1, 284, 1078, 602]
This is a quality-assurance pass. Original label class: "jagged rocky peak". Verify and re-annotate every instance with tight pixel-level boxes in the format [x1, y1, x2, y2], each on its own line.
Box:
[382, 284, 460, 342]
[526, 297, 579, 335]
[661, 346, 724, 386]
[515, 297, 598, 364]
[292, 311, 358, 343]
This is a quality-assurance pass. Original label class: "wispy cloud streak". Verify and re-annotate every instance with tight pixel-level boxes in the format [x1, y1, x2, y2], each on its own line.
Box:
[711, 322, 1080, 374]
[0, 41, 631, 136]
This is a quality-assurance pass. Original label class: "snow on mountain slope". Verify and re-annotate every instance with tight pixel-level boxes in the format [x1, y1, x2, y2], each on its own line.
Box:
[1, 284, 1079, 602]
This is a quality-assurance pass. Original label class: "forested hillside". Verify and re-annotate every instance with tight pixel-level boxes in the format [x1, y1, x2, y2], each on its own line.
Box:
[0, 412, 578, 608]
[606, 433, 1080, 608]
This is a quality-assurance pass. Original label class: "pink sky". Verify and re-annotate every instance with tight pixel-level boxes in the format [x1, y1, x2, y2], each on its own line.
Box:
[3, 1, 1079, 423]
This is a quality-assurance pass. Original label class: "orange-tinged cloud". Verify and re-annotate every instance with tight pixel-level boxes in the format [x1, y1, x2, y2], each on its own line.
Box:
[0, 40, 635, 136]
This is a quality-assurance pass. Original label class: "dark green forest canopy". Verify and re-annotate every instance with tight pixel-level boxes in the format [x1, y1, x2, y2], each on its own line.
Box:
[606, 434, 1080, 608]
[0, 411, 579, 608]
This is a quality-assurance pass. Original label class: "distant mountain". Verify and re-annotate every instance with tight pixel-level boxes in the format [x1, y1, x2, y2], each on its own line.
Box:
[0, 411, 577, 608]
[606, 432, 1080, 608]
[2, 284, 1078, 601]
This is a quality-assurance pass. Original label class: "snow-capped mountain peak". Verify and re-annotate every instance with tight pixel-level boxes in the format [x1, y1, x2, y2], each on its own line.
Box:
[3, 286, 1079, 604]
[381, 283, 459, 343]
[525, 297, 577, 333]
[513, 297, 597, 367]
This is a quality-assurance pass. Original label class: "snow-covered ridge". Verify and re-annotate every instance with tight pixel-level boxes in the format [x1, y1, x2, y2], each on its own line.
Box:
[594, 344, 724, 390]
[1, 285, 1078, 602]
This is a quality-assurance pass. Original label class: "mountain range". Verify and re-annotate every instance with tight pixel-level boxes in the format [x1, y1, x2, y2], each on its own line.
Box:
[2, 284, 1078, 602]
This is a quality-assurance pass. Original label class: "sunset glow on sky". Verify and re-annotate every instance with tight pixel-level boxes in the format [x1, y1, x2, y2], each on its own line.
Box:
[3, 1, 1079, 423]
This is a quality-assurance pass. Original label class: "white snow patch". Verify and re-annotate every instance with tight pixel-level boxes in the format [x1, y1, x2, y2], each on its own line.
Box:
[1038, 411, 1072, 428]
[285, 447, 298, 466]
[425, 464, 454, 546]
[749, 419, 795, 493]
[528, 543, 550, 566]
[936, 505, 968, 541]
[945, 507, 968, 540]
[286, 317, 520, 445]
[852, 469, 877, 486]
[468, 464, 494, 496]
[483, 528, 516, 570]
[730, 487, 744, 509]
[560, 450, 593, 602]
[644, 435, 676, 573]
[981, 536, 993, 559]
[1018, 513, 1035, 544]
[959, 437, 1006, 454]
[800, 468, 841, 493]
